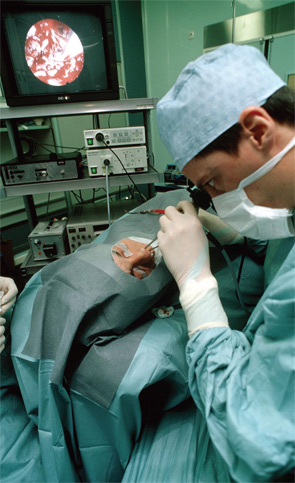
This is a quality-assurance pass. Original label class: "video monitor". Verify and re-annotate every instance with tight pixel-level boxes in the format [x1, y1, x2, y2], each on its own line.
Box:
[0, 0, 119, 106]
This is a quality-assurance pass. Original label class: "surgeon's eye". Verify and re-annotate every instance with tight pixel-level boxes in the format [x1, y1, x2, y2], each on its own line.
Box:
[207, 179, 215, 188]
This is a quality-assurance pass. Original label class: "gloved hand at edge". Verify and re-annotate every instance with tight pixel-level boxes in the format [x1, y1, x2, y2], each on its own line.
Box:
[0, 276, 18, 354]
[0, 276, 18, 315]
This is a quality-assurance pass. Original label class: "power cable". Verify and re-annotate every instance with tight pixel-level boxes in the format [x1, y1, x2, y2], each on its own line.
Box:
[101, 139, 146, 202]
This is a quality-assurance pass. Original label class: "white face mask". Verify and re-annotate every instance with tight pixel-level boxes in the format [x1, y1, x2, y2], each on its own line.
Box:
[213, 136, 295, 240]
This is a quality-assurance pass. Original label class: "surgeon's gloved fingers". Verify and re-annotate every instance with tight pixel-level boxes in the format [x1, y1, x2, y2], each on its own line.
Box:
[1, 298, 15, 314]
[158, 205, 212, 290]
[0, 277, 18, 314]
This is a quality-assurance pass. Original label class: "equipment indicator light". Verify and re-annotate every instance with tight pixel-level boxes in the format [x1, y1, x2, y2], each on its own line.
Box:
[91, 167, 97, 174]
[87, 138, 94, 145]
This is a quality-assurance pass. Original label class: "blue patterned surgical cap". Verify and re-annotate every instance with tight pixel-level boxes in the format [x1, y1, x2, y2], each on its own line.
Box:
[156, 43, 286, 171]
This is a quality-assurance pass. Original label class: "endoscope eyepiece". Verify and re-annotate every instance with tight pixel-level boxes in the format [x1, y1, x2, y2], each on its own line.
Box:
[187, 181, 215, 212]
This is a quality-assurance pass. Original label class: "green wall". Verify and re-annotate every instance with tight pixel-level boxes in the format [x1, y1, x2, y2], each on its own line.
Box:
[140, 0, 295, 171]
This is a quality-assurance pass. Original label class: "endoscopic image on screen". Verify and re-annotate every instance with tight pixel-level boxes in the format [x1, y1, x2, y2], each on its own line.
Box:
[25, 18, 84, 87]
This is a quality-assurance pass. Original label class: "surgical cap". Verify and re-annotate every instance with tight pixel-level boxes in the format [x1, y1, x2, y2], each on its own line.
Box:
[156, 43, 286, 171]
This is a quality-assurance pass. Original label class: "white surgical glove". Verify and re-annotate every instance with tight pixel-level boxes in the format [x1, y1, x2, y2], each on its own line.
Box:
[0, 277, 18, 354]
[158, 201, 228, 337]
[158, 201, 211, 288]
[0, 276, 18, 315]
[198, 209, 244, 245]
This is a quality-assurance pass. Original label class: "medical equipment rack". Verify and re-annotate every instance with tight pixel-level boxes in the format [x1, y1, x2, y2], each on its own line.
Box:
[0, 98, 164, 230]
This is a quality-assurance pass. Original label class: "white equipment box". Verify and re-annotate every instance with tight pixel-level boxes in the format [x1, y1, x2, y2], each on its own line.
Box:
[67, 200, 140, 253]
[29, 219, 69, 261]
[84, 126, 145, 148]
[87, 146, 148, 176]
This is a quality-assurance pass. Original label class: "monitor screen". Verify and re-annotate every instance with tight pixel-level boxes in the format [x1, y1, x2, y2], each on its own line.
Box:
[0, 0, 119, 106]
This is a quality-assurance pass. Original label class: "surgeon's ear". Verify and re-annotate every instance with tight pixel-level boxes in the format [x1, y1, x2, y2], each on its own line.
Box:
[239, 106, 274, 151]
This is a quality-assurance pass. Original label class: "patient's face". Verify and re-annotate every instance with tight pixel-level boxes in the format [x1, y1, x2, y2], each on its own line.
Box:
[112, 238, 156, 279]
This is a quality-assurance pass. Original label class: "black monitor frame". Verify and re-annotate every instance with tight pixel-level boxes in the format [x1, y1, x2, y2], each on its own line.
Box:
[0, 0, 119, 107]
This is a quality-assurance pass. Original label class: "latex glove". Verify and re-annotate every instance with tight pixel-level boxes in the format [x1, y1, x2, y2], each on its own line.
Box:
[158, 201, 228, 337]
[0, 276, 18, 315]
[198, 209, 243, 245]
[0, 317, 6, 354]
[158, 200, 211, 290]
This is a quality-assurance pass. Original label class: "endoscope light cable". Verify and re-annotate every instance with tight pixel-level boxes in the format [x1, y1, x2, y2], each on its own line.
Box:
[206, 231, 250, 315]
[187, 184, 249, 314]
[237, 237, 247, 284]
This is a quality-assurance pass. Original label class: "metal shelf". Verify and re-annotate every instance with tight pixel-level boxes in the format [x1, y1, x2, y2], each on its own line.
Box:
[1, 97, 160, 229]
[0, 125, 50, 133]
[0, 98, 158, 120]
[3, 167, 164, 197]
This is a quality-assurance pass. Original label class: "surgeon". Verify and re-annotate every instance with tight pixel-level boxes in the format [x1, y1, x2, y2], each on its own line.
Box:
[156, 43, 295, 481]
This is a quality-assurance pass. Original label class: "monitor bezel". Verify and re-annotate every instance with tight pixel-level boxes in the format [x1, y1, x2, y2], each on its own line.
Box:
[0, 0, 120, 107]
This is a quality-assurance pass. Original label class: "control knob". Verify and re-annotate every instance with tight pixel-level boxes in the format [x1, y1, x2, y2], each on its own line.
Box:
[95, 132, 104, 142]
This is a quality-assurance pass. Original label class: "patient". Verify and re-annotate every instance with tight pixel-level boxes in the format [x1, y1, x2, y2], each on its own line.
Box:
[11, 196, 180, 409]
[5, 191, 189, 482]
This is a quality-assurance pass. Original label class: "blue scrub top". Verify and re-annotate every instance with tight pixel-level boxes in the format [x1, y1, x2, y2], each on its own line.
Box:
[186, 237, 295, 481]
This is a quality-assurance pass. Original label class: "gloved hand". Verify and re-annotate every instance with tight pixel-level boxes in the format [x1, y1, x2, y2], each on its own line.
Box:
[198, 209, 244, 245]
[0, 276, 18, 354]
[158, 200, 211, 290]
[0, 276, 18, 314]
[158, 201, 228, 337]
